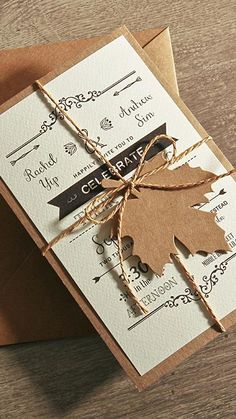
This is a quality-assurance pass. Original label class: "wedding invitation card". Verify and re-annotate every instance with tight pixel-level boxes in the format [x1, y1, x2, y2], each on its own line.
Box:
[1, 27, 235, 389]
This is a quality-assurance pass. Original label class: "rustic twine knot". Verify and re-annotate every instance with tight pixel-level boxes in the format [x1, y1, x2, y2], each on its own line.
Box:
[36, 79, 236, 331]
[129, 180, 136, 193]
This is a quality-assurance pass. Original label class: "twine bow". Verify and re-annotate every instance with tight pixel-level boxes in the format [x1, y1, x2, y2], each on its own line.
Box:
[36, 80, 236, 332]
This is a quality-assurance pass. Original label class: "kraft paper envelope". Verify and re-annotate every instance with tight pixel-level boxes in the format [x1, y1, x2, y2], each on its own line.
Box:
[0, 27, 178, 346]
[1, 25, 236, 390]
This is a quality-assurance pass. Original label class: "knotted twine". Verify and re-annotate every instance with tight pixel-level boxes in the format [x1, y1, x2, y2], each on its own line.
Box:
[36, 80, 236, 332]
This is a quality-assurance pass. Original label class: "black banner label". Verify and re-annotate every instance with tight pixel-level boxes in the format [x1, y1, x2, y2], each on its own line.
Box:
[48, 124, 176, 219]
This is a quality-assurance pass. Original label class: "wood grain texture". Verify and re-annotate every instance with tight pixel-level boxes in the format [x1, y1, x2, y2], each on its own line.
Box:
[0, 0, 235, 417]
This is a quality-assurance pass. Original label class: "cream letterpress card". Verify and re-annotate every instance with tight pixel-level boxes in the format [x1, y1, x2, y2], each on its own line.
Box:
[1, 27, 235, 388]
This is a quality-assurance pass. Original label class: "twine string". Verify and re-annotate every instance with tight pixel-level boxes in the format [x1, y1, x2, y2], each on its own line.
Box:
[172, 254, 225, 332]
[36, 80, 236, 330]
[36, 81, 126, 184]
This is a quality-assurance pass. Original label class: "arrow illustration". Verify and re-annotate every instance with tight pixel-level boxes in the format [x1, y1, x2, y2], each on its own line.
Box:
[92, 255, 132, 283]
[10, 144, 40, 166]
[5, 70, 136, 159]
[113, 76, 142, 96]
[196, 189, 227, 209]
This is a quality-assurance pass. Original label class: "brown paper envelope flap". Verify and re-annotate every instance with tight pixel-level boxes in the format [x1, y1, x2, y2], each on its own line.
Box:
[0, 28, 166, 106]
[0, 189, 95, 345]
[144, 27, 179, 95]
[0, 27, 177, 346]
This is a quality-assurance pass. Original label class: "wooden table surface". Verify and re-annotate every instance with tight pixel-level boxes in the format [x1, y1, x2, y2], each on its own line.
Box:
[0, 0, 236, 417]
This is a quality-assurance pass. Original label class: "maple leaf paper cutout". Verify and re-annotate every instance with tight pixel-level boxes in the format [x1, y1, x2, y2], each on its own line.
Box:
[119, 153, 230, 276]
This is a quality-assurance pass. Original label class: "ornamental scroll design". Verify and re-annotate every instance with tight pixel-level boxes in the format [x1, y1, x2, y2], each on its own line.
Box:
[164, 288, 200, 308]
[164, 253, 236, 308]
[162, 253, 236, 309]
[6, 70, 136, 159]
[199, 254, 236, 297]
[128, 252, 236, 330]
[39, 91, 102, 134]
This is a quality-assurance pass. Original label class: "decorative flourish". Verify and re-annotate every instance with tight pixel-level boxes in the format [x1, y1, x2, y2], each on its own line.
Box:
[128, 252, 236, 330]
[100, 117, 113, 130]
[40, 108, 64, 134]
[10, 144, 40, 166]
[164, 288, 200, 308]
[200, 252, 236, 297]
[58, 91, 102, 112]
[5, 70, 136, 160]
[40, 93, 101, 133]
[64, 142, 77, 156]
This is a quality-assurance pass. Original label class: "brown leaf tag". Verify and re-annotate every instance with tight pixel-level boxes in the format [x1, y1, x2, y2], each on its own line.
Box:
[118, 153, 230, 275]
